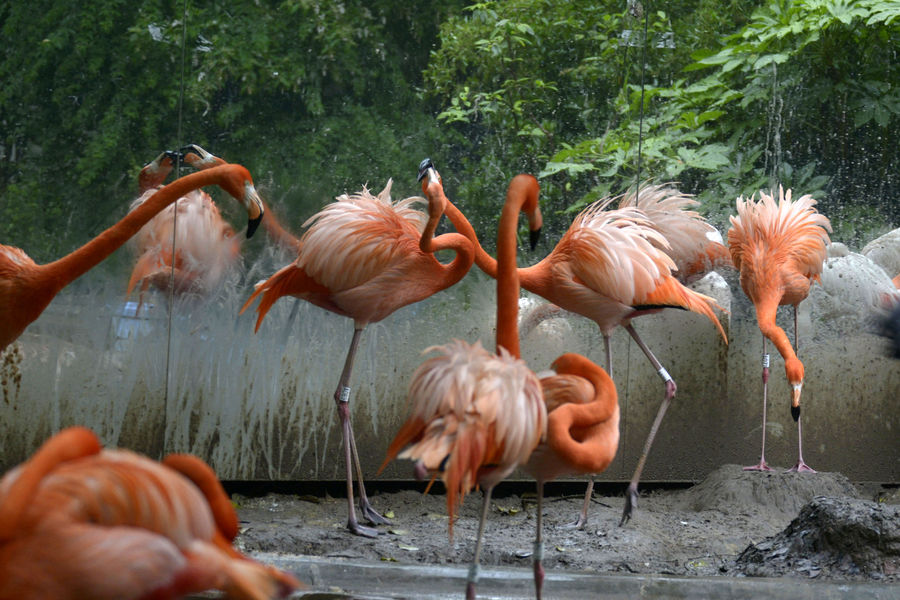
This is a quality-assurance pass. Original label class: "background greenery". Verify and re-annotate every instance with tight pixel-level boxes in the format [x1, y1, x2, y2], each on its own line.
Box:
[2, 0, 898, 268]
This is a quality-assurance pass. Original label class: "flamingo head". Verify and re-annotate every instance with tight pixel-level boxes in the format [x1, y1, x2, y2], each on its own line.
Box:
[785, 357, 804, 421]
[217, 164, 265, 238]
[138, 150, 179, 192]
[180, 143, 227, 170]
[417, 157, 447, 215]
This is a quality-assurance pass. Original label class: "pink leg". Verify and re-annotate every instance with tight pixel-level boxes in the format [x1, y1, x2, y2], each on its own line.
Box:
[745, 336, 773, 471]
[465, 487, 493, 600]
[787, 306, 815, 473]
[533, 481, 546, 600]
[334, 327, 389, 538]
[619, 323, 675, 526]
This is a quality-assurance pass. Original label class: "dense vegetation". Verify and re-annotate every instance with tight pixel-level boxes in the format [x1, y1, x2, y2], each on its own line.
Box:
[2, 0, 898, 268]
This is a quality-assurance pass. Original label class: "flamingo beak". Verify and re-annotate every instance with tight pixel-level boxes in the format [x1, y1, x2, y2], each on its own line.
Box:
[180, 144, 224, 169]
[528, 205, 543, 250]
[244, 182, 265, 238]
[790, 383, 802, 421]
[417, 157, 440, 184]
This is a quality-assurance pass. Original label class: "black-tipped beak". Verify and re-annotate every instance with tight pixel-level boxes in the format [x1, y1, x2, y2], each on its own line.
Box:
[164, 149, 182, 163]
[246, 214, 263, 239]
[417, 157, 436, 182]
[529, 227, 542, 251]
[179, 143, 204, 156]
[790, 405, 800, 422]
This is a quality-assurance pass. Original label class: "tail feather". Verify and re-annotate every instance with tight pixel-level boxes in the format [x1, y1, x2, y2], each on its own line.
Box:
[641, 276, 728, 342]
[240, 263, 326, 332]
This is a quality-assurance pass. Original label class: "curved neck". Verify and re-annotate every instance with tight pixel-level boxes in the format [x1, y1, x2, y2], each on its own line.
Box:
[496, 176, 538, 358]
[441, 198, 499, 278]
[0, 427, 102, 542]
[42, 165, 241, 290]
[419, 188, 475, 290]
[754, 296, 800, 377]
[546, 354, 619, 472]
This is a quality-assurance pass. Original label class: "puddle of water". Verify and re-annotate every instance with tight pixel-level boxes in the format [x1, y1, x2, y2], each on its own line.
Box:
[240, 553, 898, 600]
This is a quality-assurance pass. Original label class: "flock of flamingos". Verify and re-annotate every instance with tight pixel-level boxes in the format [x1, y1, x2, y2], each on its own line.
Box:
[0, 145, 897, 599]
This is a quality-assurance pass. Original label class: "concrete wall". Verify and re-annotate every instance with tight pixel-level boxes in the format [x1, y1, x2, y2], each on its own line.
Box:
[1, 266, 897, 483]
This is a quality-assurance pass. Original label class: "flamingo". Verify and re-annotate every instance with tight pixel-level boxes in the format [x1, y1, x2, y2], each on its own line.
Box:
[380, 173, 547, 600]
[421, 159, 727, 526]
[727, 186, 831, 472]
[524, 354, 618, 598]
[0, 158, 264, 351]
[240, 175, 474, 538]
[0, 426, 300, 599]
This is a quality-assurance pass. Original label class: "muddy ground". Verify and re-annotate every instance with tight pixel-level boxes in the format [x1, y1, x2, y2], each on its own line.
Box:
[233, 464, 899, 594]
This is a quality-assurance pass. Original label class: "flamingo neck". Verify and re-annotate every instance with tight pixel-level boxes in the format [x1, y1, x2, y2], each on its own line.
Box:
[754, 297, 801, 378]
[440, 197, 498, 277]
[41, 165, 240, 291]
[496, 177, 539, 358]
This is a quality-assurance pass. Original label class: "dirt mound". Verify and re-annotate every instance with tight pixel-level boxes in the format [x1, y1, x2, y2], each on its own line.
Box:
[677, 464, 858, 521]
[731, 496, 900, 581]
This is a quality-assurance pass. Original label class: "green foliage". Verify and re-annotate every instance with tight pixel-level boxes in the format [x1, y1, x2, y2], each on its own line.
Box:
[0, 0, 465, 264]
[424, 0, 899, 246]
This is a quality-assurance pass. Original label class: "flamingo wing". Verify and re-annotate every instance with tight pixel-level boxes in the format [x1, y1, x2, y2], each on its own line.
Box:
[297, 180, 428, 293]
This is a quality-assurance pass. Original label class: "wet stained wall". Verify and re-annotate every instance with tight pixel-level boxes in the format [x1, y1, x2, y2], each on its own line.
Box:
[2, 257, 897, 483]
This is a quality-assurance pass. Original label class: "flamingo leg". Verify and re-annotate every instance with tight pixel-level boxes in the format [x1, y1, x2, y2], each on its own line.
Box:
[465, 487, 494, 600]
[533, 480, 546, 600]
[789, 305, 816, 473]
[333, 327, 388, 537]
[571, 332, 614, 529]
[619, 323, 675, 526]
[744, 335, 772, 471]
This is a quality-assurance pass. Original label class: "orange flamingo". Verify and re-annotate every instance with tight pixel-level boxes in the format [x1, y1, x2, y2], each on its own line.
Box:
[0, 426, 299, 599]
[525, 354, 619, 598]
[380, 174, 547, 600]
[240, 176, 474, 538]
[0, 160, 264, 351]
[422, 159, 727, 526]
[728, 186, 831, 472]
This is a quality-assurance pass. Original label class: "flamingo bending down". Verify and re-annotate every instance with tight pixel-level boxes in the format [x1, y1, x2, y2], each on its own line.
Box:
[380, 173, 547, 600]
[421, 160, 727, 526]
[0, 159, 264, 351]
[240, 177, 474, 537]
[0, 426, 299, 599]
[728, 187, 831, 472]
[525, 353, 619, 599]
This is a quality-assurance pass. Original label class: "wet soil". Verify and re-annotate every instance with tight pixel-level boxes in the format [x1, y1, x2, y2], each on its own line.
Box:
[233, 465, 899, 589]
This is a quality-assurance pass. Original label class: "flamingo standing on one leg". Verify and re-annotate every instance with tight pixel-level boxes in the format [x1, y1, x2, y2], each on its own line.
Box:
[420, 160, 727, 527]
[240, 177, 474, 538]
[727, 186, 831, 472]
[0, 426, 299, 599]
[0, 159, 264, 352]
[525, 354, 619, 598]
[380, 174, 547, 600]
